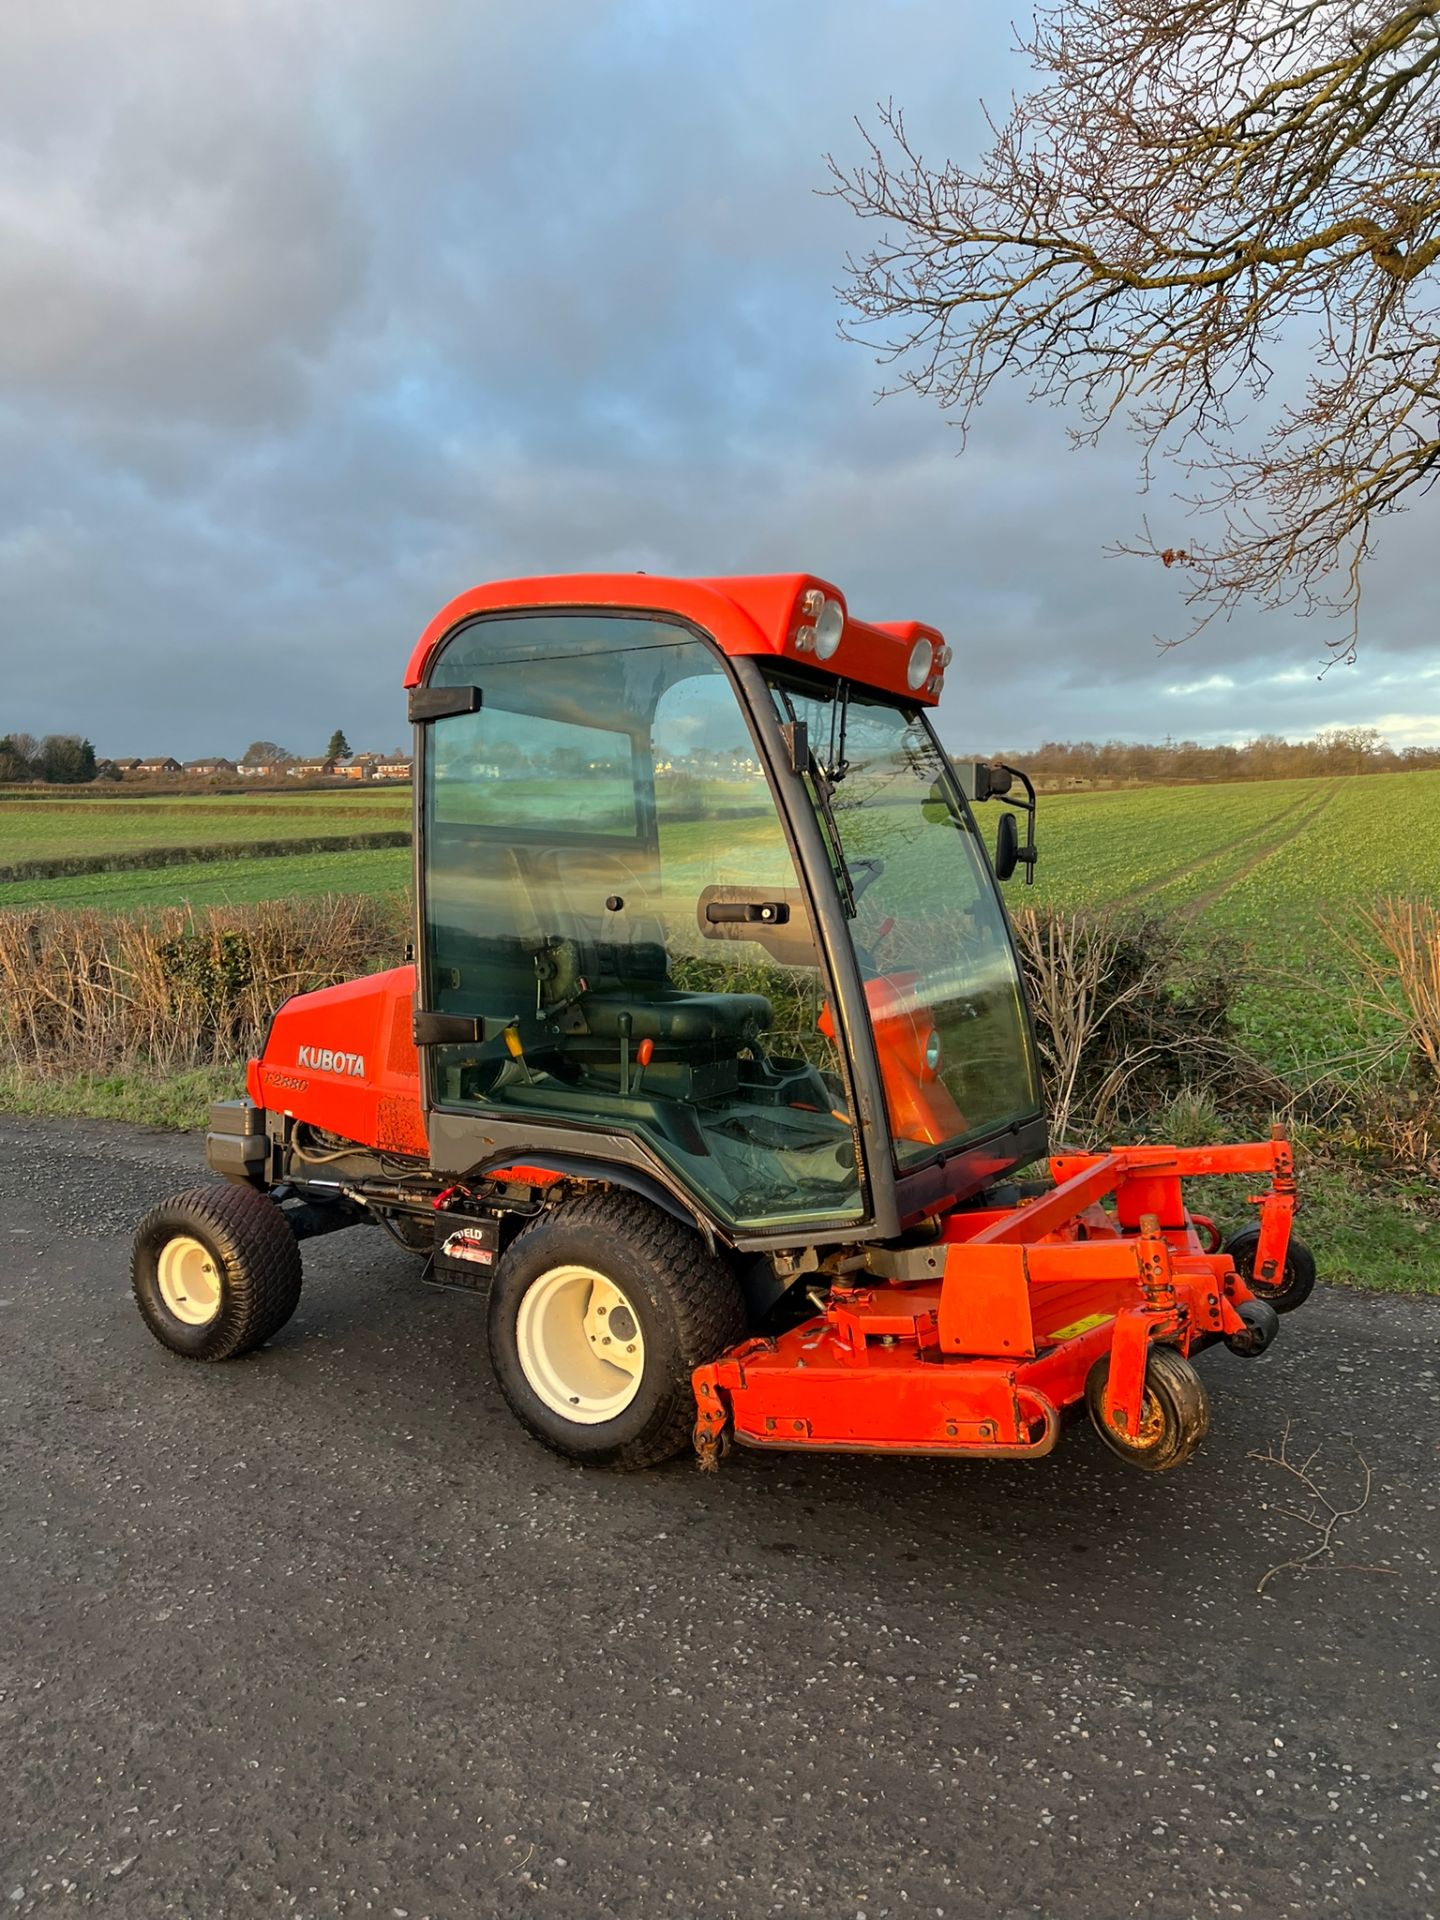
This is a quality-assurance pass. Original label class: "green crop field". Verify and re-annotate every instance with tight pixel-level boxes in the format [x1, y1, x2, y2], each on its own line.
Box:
[0, 845, 413, 910]
[1029, 770, 1440, 1067]
[2, 771, 1437, 1072]
[0, 788, 409, 863]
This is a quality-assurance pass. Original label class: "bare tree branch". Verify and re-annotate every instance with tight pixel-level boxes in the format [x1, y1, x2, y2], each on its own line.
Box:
[830, 1, 1440, 656]
[1249, 1419, 1397, 1594]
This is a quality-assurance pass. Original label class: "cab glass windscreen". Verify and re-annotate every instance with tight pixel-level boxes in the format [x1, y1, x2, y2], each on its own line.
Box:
[766, 672, 1041, 1170]
[421, 613, 864, 1231]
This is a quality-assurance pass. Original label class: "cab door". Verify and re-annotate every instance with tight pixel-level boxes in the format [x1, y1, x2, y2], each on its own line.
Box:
[416, 609, 865, 1233]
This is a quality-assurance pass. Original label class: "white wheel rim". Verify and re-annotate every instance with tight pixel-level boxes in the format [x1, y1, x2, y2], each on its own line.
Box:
[157, 1234, 223, 1326]
[514, 1264, 646, 1425]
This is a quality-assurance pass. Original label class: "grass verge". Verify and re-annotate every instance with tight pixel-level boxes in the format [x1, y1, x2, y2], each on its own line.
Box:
[0, 1065, 241, 1131]
[1287, 1158, 1439, 1297]
[1, 1071, 1433, 1296]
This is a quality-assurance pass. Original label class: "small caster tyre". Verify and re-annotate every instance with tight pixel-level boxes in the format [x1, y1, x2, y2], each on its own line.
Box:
[1224, 1296, 1280, 1357]
[131, 1184, 302, 1361]
[1224, 1223, 1316, 1314]
[1085, 1344, 1210, 1472]
[488, 1189, 746, 1470]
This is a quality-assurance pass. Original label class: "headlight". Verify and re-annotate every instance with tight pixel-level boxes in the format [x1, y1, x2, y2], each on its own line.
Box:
[798, 588, 845, 661]
[906, 638, 934, 690]
[814, 597, 844, 659]
[924, 1029, 942, 1074]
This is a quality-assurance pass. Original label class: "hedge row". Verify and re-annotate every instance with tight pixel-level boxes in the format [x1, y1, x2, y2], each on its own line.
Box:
[0, 830, 412, 886]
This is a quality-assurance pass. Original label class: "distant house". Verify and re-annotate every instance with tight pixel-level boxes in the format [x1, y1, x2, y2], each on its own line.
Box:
[336, 755, 377, 781]
[184, 757, 235, 777]
[373, 755, 412, 781]
[111, 757, 143, 775]
[285, 759, 334, 779]
[237, 761, 278, 777]
[133, 756, 182, 777]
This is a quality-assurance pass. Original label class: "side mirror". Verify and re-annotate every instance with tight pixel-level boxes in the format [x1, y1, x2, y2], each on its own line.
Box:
[972, 761, 1014, 802]
[994, 811, 1020, 881]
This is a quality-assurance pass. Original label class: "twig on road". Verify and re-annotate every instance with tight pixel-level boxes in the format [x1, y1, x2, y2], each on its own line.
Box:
[1249, 1418, 1398, 1597]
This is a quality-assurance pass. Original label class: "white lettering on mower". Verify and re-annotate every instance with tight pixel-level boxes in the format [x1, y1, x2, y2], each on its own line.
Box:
[297, 1046, 366, 1077]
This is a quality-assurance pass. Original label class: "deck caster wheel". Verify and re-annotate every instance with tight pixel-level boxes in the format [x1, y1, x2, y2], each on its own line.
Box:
[1084, 1345, 1209, 1472]
[1224, 1224, 1316, 1314]
[131, 1184, 302, 1361]
[1225, 1297, 1280, 1357]
[487, 1190, 746, 1470]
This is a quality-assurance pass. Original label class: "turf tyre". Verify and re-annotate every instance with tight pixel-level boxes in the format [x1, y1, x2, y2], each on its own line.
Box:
[131, 1184, 302, 1361]
[487, 1190, 746, 1469]
[1084, 1344, 1209, 1472]
[1223, 1223, 1316, 1314]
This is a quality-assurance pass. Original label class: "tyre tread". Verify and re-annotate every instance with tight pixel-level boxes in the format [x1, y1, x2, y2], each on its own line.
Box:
[494, 1189, 745, 1469]
[131, 1183, 302, 1361]
[1223, 1222, 1316, 1313]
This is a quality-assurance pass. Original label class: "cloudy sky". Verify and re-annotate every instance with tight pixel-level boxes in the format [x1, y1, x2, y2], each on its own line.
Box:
[1, 0, 1435, 762]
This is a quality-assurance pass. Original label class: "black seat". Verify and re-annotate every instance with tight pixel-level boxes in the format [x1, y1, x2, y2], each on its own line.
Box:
[580, 987, 772, 1049]
[545, 922, 773, 1055]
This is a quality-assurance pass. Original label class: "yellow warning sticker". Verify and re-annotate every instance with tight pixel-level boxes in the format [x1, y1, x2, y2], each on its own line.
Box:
[1047, 1311, 1115, 1343]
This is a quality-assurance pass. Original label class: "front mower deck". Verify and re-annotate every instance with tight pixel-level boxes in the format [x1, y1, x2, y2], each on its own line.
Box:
[693, 1132, 1295, 1466]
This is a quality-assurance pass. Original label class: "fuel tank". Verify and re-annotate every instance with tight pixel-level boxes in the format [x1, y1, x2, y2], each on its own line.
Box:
[247, 965, 429, 1158]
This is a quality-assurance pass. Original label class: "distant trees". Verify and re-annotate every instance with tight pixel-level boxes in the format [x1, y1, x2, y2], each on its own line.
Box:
[0, 733, 38, 782]
[38, 735, 97, 784]
[325, 729, 351, 763]
[968, 729, 1440, 787]
[0, 733, 97, 784]
[241, 741, 293, 767]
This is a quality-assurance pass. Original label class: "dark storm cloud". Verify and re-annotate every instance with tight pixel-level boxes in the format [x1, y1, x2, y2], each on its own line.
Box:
[1, 0, 1435, 760]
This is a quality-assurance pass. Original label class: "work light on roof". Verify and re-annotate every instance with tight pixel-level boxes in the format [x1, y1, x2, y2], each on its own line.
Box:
[906, 637, 935, 691]
[813, 597, 844, 659]
[797, 586, 845, 662]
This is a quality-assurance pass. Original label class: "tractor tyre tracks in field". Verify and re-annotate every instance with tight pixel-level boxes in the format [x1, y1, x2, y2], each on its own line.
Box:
[1114, 782, 1332, 913]
[1177, 783, 1339, 921]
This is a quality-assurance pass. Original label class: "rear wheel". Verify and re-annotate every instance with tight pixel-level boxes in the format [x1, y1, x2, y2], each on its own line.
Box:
[487, 1190, 746, 1469]
[1224, 1223, 1316, 1314]
[131, 1184, 302, 1361]
[1085, 1345, 1209, 1472]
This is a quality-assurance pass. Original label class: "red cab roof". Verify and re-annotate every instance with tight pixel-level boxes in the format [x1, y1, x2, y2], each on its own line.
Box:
[403, 573, 948, 707]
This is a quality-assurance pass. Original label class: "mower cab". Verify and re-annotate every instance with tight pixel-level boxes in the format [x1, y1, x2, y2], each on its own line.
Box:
[133, 573, 1311, 1474]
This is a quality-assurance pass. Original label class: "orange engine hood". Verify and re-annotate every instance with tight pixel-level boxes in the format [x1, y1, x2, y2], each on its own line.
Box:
[248, 965, 428, 1159]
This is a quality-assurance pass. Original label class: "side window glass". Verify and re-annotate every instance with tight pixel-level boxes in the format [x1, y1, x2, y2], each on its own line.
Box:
[434, 711, 640, 837]
[423, 616, 862, 1231]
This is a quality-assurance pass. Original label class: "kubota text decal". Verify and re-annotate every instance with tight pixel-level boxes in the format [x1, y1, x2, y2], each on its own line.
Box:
[297, 1046, 366, 1077]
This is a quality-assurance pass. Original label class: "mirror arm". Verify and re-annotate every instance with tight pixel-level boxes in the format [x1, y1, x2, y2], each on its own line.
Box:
[996, 762, 1039, 885]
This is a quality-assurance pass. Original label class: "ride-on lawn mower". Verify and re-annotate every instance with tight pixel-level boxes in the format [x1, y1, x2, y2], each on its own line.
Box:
[132, 573, 1313, 1471]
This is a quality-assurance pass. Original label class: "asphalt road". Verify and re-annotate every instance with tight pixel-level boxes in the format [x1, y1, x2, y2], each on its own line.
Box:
[2, 1111, 1437, 1920]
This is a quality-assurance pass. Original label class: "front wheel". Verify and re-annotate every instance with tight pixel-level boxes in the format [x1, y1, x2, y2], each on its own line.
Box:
[487, 1190, 746, 1469]
[131, 1184, 302, 1361]
[1224, 1223, 1316, 1314]
[1085, 1345, 1209, 1472]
